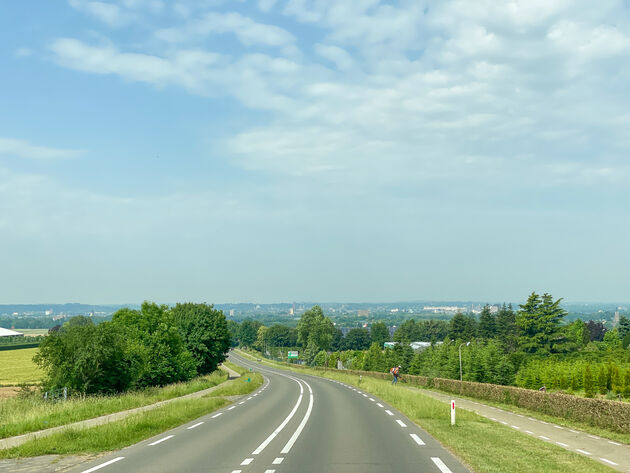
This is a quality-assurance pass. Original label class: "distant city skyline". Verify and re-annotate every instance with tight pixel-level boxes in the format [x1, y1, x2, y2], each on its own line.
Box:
[1, 1, 629, 304]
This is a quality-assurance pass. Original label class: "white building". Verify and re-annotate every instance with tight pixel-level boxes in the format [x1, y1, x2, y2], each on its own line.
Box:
[0, 327, 24, 337]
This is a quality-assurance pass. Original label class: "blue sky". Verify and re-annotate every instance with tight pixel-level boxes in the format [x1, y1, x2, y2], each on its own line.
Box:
[1, 0, 629, 304]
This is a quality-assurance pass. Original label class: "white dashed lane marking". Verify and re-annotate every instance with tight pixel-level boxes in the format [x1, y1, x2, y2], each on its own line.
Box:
[410, 433, 425, 446]
[385, 410, 394, 416]
[377, 403, 384, 407]
[80, 457, 125, 473]
[240, 458, 254, 465]
[148, 435, 174, 446]
[600, 458, 618, 466]
[272, 457, 284, 464]
[187, 422, 203, 430]
[211, 413, 223, 418]
[576, 449, 591, 456]
[396, 420, 407, 427]
[556, 442, 569, 447]
[431, 457, 454, 473]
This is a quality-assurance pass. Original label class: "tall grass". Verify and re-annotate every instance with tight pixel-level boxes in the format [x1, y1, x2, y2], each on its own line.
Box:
[0, 396, 229, 458]
[0, 370, 227, 439]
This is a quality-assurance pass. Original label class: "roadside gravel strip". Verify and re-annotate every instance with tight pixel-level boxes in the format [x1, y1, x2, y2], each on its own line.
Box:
[0, 364, 241, 451]
[410, 388, 630, 473]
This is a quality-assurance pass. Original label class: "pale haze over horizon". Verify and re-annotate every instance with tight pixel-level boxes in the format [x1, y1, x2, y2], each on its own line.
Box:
[1, 1, 629, 305]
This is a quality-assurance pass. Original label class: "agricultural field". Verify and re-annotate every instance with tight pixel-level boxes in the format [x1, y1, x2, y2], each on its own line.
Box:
[0, 348, 43, 386]
[15, 329, 49, 337]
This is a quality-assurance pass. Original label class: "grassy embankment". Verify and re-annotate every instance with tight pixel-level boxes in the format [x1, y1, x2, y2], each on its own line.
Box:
[0, 370, 228, 439]
[0, 364, 263, 458]
[236, 350, 617, 473]
[0, 348, 44, 386]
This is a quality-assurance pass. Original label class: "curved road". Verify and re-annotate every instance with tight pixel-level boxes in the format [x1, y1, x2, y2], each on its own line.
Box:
[71, 352, 469, 473]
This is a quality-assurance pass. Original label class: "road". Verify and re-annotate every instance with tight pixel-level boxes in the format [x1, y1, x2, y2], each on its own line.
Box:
[70, 352, 470, 473]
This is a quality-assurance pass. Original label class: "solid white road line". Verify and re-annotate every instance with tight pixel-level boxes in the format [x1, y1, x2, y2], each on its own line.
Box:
[80, 457, 125, 473]
[431, 457, 454, 473]
[410, 433, 425, 445]
[241, 458, 254, 465]
[576, 449, 592, 455]
[272, 457, 284, 464]
[396, 420, 407, 427]
[385, 410, 394, 416]
[281, 379, 314, 454]
[212, 413, 223, 418]
[187, 422, 204, 430]
[148, 435, 174, 446]
[599, 458, 618, 466]
[252, 378, 304, 455]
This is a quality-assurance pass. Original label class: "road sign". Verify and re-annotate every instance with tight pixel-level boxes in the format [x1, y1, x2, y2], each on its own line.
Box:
[287, 351, 299, 359]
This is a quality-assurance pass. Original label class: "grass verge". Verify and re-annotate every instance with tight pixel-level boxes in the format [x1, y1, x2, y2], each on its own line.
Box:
[414, 385, 630, 445]
[234, 350, 617, 473]
[0, 396, 229, 458]
[0, 369, 228, 439]
[206, 368, 263, 398]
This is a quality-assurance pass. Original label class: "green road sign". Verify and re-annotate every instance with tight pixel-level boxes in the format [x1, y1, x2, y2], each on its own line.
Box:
[288, 351, 299, 359]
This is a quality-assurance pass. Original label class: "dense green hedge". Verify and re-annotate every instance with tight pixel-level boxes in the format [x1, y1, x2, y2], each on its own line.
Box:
[0, 343, 40, 351]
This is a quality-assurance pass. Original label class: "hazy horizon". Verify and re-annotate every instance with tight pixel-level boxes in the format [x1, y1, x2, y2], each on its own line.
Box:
[2, 1, 629, 304]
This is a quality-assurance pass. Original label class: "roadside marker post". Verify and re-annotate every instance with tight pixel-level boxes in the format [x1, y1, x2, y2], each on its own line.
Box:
[451, 400, 456, 426]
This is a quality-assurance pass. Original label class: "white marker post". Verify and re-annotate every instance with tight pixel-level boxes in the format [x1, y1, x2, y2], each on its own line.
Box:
[451, 400, 456, 425]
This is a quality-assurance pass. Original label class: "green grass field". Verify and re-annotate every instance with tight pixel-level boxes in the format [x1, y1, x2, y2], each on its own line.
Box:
[13, 329, 49, 337]
[0, 348, 43, 386]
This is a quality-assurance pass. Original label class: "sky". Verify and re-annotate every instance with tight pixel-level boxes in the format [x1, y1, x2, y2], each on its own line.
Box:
[1, 0, 629, 305]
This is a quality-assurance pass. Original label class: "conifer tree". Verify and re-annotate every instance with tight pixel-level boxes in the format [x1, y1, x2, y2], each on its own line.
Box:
[584, 364, 595, 398]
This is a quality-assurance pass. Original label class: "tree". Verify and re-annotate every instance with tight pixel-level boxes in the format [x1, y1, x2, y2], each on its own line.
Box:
[344, 328, 371, 350]
[330, 328, 344, 351]
[586, 321, 607, 342]
[297, 306, 334, 351]
[584, 364, 595, 397]
[35, 318, 142, 394]
[254, 326, 269, 352]
[516, 292, 566, 354]
[602, 329, 622, 351]
[264, 324, 297, 347]
[597, 366, 607, 395]
[370, 322, 390, 347]
[239, 319, 262, 347]
[496, 304, 518, 352]
[618, 315, 630, 340]
[111, 302, 197, 387]
[227, 320, 240, 347]
[171, 303, 231, 374]
[448, 313, 476, 340]
[478, 305, 496, 339]
[363, 342, 385, 372]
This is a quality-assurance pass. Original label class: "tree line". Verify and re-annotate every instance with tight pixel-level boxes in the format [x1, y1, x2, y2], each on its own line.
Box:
[35, 302, 230, 394]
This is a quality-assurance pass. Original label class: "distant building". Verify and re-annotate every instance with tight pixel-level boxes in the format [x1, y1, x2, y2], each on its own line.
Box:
[0, 327, 24, 337]
[357, 309, 369, 317]
[613, 310, 620, 327]
[45, 309, 53, 316]
[229, 309, 235, 317]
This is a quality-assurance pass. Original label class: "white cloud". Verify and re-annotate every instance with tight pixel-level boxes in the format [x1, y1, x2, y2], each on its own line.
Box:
[68, 0, 132, 27]
[258, 0, 277, 12]
[14, 47, 32, 58]
[0, 138, 80, 160]
[156, 12, 295, 48]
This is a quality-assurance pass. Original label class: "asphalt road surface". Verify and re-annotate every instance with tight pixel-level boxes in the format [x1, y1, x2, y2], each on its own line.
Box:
[70, 352, 470, 473]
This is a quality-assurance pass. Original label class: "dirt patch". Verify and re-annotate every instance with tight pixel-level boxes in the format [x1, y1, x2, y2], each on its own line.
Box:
[0, 387, 19, 399]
